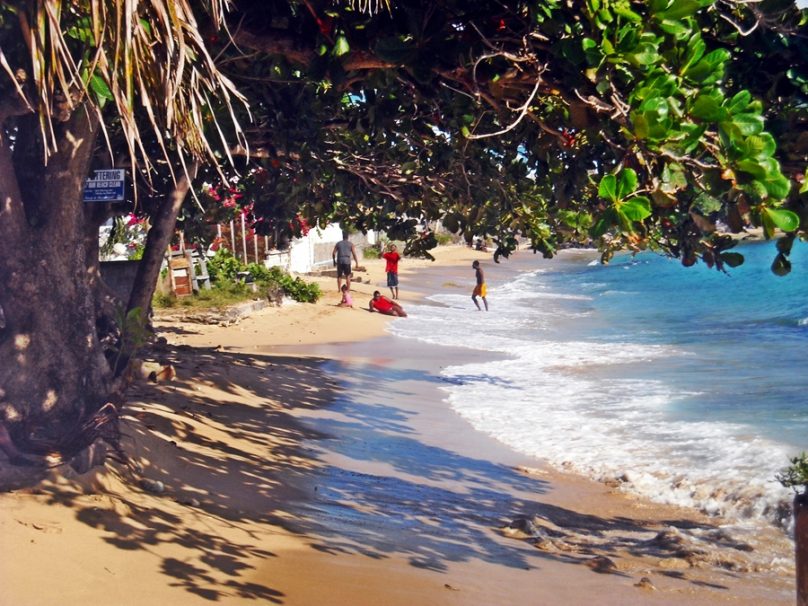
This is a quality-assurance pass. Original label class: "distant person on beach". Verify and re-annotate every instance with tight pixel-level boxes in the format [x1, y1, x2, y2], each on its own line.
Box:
[332, 230, 359, 292]
[369, 290, 408, 317]
[472, 260, 488, 311]
[382, 243, 401, 299]
[338, 284, 353, 308]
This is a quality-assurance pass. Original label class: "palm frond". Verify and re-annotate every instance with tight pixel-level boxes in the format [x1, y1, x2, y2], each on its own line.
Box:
[7, 0, 247, 178]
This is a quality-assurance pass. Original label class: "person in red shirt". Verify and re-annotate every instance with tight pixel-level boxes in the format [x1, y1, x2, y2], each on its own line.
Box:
[382, 243, 402, 299]
[369, 291, 407, 317]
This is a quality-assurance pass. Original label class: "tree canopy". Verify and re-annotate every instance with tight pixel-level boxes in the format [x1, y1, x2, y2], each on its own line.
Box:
[207, 0, 807, 269]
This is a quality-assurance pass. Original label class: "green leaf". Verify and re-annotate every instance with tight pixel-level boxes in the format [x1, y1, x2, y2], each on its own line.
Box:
[738, 133, 776, 159]
[736, 157, 778, 180]
[619, 196, 652, 221]
[693, 191, 722, 214]
[616, 168, 638, 199]
[590, 209, 617, 238]
[684, 48, 729, 84]
[727, 90, 751, 114]
[657, 0, 713, 20]
[614, 4, 642, 21]
[628, 43, 660, 66]
[719, 252, 744, 268]
[762, 174, 792, 200]
[333, 34, 350, 57]
[731, 113, 764, 137]
[658, 18, 693, 37]
[771, 252, 792, 276]
[763, 207, 800, 232]
[681, 35, 706, 72]
[661, 162, 688, 192]
[691, 91, 728, 121]
[598, 174, 618, 202]
[90, 74, 113, 102]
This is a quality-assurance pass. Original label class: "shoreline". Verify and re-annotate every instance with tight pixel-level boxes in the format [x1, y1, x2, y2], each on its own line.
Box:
[0, 244, 795, 604]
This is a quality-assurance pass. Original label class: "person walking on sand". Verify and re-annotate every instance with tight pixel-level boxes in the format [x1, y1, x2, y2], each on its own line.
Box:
[337, 284, 353, 308]
[472, 260, 488, 311]
[382, 243, 402, 299]
[332, 230, 359, 292]
[369, 290, 408, 317]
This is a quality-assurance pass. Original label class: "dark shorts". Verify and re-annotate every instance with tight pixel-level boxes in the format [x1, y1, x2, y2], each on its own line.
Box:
[337, 262, 352, 278]
[387, 272, 399, 287]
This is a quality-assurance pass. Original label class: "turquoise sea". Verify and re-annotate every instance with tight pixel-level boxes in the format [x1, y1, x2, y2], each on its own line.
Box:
[391, 240, 808, 531]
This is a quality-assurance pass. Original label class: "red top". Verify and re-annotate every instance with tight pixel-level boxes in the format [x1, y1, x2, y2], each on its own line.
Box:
[383, 251, 401, 273]
[372, 297, 394, 312]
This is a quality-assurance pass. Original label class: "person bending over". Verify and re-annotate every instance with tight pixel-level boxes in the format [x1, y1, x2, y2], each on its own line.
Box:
[332, 230, 359, 292]
[369, 290, 408, 317]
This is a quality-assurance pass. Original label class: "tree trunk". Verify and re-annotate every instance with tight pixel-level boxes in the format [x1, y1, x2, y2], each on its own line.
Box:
[797, 493, 808, 606]
[127, 163, 198, 316]
[0, 106, 117, 481]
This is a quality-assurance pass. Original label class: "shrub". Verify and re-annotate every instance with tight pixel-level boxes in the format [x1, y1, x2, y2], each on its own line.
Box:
[777, 452, 808, 495]
[153, 292, 177, 308]
[435, 232, 456, 245]
[208, 249, 245, 282]
[248, 264, 321, 303]
[362, 244, 381, 259]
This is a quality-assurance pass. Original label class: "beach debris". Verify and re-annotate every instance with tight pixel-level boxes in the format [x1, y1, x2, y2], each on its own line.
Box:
[634, 577, 656, 591]
[133, 359, 176, 383]
[176, 496, 200, 508]
[443, 584, 459, 591]
[647, 528, 688, 552]
[139, 478, 165, 494]
[585, 555, 619, 574]
[501, 516, 539, 539]
[514, 465, 547, 477]
[533, 536, 577, 553]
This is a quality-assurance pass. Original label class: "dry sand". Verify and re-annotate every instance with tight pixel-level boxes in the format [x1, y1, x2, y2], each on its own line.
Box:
[0, 245, 796, 605]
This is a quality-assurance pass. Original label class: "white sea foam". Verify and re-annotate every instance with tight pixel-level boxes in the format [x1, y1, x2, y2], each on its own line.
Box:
[391, 282, 797, 532]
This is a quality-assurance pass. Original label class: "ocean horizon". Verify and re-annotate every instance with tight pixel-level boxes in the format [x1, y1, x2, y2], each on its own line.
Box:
[391, 240, 808, 539]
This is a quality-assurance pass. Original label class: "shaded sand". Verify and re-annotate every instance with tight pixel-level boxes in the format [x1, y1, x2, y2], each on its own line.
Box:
[0, 245, 795, 605]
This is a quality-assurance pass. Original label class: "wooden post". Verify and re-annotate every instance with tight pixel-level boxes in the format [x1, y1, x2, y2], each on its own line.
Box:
[229, 219, 236, 253]
[240, 213, 248, 263]
[253, 227, 259, 264]
[797, 493, 808, 606]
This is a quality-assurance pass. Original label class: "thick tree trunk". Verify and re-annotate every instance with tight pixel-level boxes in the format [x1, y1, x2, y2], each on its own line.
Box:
[797, 493, 808, 606]
[0, 106, 117, 477]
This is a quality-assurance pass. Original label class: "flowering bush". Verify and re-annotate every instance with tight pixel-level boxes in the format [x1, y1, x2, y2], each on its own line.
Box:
[100, 214, 148, 261]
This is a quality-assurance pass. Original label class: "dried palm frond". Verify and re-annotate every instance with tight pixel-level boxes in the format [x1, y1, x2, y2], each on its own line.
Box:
[0, 0, 248, 180]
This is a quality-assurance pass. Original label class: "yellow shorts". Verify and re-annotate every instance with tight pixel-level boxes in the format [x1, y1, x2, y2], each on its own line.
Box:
[473, 283, 487, 297]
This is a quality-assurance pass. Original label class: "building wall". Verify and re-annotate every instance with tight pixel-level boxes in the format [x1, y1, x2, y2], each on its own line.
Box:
[283, 225, 375, 274]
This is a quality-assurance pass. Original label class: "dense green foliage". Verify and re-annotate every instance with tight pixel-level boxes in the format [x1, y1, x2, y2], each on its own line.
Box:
[206, 250, 321, 302]
[6, 1, 801, 272]
[208, 0, 807, 271]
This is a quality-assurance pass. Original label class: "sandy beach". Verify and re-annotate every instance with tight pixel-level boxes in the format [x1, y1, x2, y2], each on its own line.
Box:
[0, 245, 796, 605]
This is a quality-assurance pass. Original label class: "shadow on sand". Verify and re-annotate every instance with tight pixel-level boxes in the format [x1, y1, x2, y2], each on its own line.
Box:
[37, 344, 729, 603]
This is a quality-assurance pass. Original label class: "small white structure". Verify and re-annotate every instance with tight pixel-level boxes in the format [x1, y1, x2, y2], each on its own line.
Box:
[280, 225, 376, 274]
